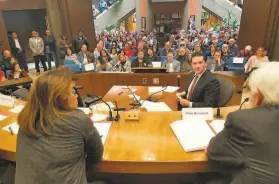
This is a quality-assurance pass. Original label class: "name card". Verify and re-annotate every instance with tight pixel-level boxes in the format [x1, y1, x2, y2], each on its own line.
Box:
[233, 57, 244, 64]
[84, 63, 95, 71]
[0, 94, 15, 108]
[182, 108, 213, 121]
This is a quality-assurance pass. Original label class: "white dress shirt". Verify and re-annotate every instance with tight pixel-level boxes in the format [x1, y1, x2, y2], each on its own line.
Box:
[14, 39, 21, 49]
[169, 62, 174, 72]
[83, 53, 88, 64]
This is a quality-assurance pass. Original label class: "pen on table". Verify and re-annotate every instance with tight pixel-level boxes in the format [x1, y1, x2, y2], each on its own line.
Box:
[118, 91, 123, 95]
[9, 127, 14, 135]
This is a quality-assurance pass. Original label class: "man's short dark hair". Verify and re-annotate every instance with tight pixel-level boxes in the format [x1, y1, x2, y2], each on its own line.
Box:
[191, 51, 206, 62]
[167, 51, 174, 55]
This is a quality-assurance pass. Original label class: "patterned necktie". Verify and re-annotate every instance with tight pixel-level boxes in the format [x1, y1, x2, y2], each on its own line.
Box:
[187, 75, 199, 100]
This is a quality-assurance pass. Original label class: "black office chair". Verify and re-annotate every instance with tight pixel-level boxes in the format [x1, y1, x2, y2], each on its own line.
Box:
[0, 161, 15, 184]
[216, 76, 235, 107]
[11, 88, 29, 101]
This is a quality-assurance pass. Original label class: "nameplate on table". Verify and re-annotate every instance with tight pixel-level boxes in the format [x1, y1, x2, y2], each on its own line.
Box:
[182, 108, 213, 120]
[233, 57, 244, 64]
[84, 63, 95, 71]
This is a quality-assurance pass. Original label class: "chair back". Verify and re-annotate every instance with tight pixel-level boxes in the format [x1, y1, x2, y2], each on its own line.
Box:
[129, 56, 137, 62]
[216, 76, 235, 107]
[63, 59, 76, 65]
[160, 56, 167, 62]
[206, 56, 214, 70]
[11, 88, 29, 100]
[64, 64, 80, 72]
[227, 57, 248, 71]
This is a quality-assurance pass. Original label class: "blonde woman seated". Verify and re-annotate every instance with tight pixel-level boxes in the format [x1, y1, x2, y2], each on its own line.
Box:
[15, 68, 103, 184]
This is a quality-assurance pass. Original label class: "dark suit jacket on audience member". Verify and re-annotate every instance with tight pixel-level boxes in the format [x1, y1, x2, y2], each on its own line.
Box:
[207, 106, 279, 184]
[131, 58, 149, 67]
[183, 70, 220, 108]
[43, 35, 56, 53]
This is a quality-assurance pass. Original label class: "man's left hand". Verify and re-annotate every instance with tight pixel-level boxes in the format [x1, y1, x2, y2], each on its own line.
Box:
[179, 98, 190, 107]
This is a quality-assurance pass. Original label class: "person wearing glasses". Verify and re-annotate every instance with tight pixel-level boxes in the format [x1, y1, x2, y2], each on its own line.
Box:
[15, 68, 104, 184]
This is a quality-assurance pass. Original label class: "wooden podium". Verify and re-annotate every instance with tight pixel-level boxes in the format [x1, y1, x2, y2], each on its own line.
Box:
[132, 67, 167, 73]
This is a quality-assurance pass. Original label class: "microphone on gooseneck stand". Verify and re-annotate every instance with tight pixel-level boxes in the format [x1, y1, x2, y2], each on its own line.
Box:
[214, 104, 223, 119]
[74, 86, 84, 107]
[127, 86, 142, 107]
[239, 97, 249, 110]
[113, 101, 120, 121]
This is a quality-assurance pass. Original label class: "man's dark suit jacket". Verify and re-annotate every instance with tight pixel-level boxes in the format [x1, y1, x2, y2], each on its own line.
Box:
[8, 38, 25, 57]
[182, 70, 220, 108]
[207, 105, 279, 184]
[131, 59, 149, 68]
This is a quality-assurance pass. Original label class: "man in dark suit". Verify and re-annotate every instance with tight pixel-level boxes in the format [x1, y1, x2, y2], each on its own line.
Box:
[198, 62, 279, 184]
[178, 51, 220, 108]
[8, 32, 28, 72]
[131, 50, 149, 67]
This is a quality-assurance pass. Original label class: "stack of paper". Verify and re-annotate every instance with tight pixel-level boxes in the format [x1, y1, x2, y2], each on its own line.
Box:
[165, 86, 179, 93]
[0, 114, 8, 121]
[78, 108, 91, 115]
[148, 87, 163, 94]
[2, 122, 19, 134]
[91, 114, 108, 122]
[210, 120, 225, 134]
[9, 105, 24, 113]
[93, 122, 112, 144]
[141, 101, 172, 112]
[91, 102, 115, 112]
[170, 120, 215, 152]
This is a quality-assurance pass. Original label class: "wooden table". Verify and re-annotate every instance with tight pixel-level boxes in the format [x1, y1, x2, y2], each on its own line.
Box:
[132, 67, 167, 73]
[0, 86, 242, 184]
[0, 76, 33, 88]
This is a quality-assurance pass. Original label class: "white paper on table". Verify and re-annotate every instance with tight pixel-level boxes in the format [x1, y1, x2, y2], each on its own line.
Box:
[148, 86, 163, 94]
[210, 120, 226, 134]
[0, 94, 15, 107]
[152, 62, 161, 68]
[93, 122, 111, 144]
[2, 122, 19, 134]
[9, 105, 24, 113]
[91, 114, 108, 122]
[84, 63, 95, 71]
[142, 101, 172, 112]
[170, 120, 215, 152]
[165, 86, 179, 93]
[233, 57, 244, 64]
[0, 114, 8, 121]
[91, 102, 115, 112]
[78, 108, 90, 115]
[122, 86, 137, 93]
[182, 108, 213, 121]
[127, 94, 141, 101]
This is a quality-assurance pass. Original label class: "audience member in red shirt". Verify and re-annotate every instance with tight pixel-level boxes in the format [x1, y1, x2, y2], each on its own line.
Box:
[0, 70, 5, 82]
[123, 42, 134, 57]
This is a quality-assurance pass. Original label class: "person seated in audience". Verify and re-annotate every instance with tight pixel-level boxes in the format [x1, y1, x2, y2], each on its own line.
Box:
[93, 43, 103, 60]
[131, 50, 149, 67]
[176, 47, 191, 72]
[7, 62, 28, 80]
[159, 41, 176, 57]
[238, 45, 253, 58]
[2, 50, 16, 71]
[123, 42, 134, 57]
[178, 51, 220, 108]
[112, 54, 131, 72]
[204, 44, 216, 60]
[77, 45, 94, 65]
[110, 48, 118, 66]
[97, 49, 112, 65]
[202, 62, 279, 184]
[65, 48, 78, 60]
[146, 48, 160, 64]
[210, 51, 225, 72]
[228, 38, 239, 57]
[193, 43, 202, 53]
[151, 43, 159, 56]
[244, 47, 269, 73]
[163, 52, 180, 73]
[96, 58, 112, 72]
[15, 69, 104, 184]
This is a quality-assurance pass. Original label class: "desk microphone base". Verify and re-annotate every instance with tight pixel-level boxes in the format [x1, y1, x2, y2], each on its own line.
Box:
[214, 114, 223, 119]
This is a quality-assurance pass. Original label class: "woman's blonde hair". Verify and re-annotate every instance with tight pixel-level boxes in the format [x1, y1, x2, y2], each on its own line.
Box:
[18, 68, 75, 137]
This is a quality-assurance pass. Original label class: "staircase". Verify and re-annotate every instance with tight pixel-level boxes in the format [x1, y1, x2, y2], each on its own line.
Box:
[94, 0, 136, 31]
[201, 0, 242, 22]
